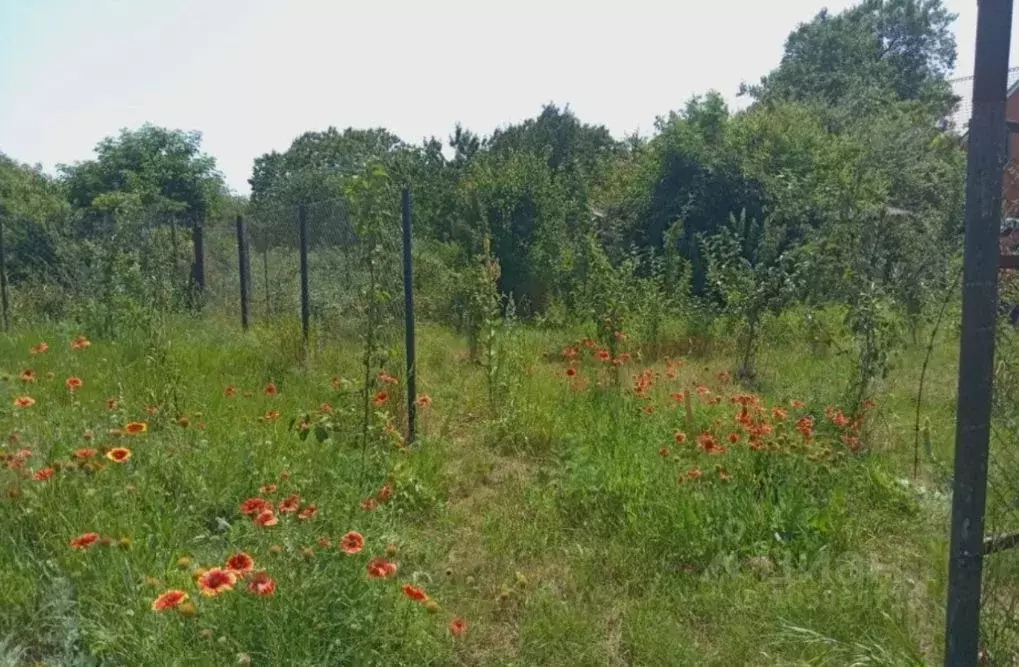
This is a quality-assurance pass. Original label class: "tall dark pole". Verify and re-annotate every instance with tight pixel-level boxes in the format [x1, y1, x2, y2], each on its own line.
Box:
[263, 249, 271, 318]
[945, 1, 1013, 664]
[170, 216, 180, 290]
[192, 219, 205, 306]
[402, 188, 417, 445]
[236, 215, 250, 330]
[298, 204, 310, 345]
[0, 216, 9, 332]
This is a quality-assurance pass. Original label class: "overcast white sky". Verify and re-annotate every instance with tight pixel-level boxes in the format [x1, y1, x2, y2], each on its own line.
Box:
[0, 0, 1016, 194]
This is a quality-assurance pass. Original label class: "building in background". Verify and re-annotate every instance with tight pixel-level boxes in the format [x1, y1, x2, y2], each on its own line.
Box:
[948, 67, 1019, 220]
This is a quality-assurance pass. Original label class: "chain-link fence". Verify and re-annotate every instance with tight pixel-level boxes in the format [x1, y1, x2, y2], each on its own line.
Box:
[202, 194, 411, 354]
[208, 197, 404, 340]
[205, 191, 417, 436]
[980, 230, 1019, 662]
[950, 67, 1019, 224]
[944, 40, 1019, 664]
[0, 209, 208, 332]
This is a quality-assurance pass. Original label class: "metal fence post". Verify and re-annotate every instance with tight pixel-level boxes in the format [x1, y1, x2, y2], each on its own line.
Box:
[263, 249, 271, 318]
[298, 204, 310, 345]
[945, 0, 1014, 664]
[192, 219, 206, 300]
[236, 215, 250, 330]
[402, 188, 417, 445]
[170, 215, 180, 281]
[0, 215, 9, 332]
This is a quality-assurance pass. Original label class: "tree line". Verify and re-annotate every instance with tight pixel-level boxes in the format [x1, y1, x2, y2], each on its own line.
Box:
[0, 0, 968, 380]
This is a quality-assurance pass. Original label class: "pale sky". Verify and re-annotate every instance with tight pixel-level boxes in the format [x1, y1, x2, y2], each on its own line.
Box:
[0, 0, 1016, 194]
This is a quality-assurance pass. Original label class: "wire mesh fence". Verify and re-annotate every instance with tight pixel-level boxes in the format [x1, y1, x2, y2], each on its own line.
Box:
[942, 20, 1015, 661]
[204, 197, 407, 345]
[946, 67, 1019, 134]
[203, 190, 417, 440]
[980, 234, 1019, 661]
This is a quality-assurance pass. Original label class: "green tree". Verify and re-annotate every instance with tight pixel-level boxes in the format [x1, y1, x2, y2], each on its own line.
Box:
[639, 92, 764, 294]
[59, 124, 225, 237]
[249, 127, 418, 251]
[250, 127, 406, 207]
[0, 154, 71, 283]
[743, 0, 957, 114]
[467, 150, 573, 313]
[703, 211, 804, 381]
[487, 104, 622, 181]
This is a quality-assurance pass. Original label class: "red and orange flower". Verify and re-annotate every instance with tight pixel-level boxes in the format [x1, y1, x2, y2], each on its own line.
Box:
[402, 584, 428, 602]
[151, 589, 189, 612]
[70, 335, 91, 350]
[69, 532, 101, 549]
[278, 494, 300, 513]
[197, 567, 237, 597]
[366, 558, 397, 578]
[340, 531, 364, 554]
[377, 371, 399, 385]
[124, 421, 148, 435]
[240, 497, 269, 516]
[254, 509, 278, 527]
[226, 552, 255, 577]
[449, 617, 468, 636]
[13, 395, 35, 408]
[65, 376, 83, 392]
[106, 447, 132, 463]
[696, 433, 726, 455]
[247, 571, 276, 597]
[33, 467, 55, 481]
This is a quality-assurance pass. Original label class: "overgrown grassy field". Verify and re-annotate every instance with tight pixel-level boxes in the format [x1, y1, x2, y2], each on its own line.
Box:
[0, 311, 979, 666]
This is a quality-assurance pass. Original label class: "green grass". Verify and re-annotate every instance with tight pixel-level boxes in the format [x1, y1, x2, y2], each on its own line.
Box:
[0, 310, 995, 665]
